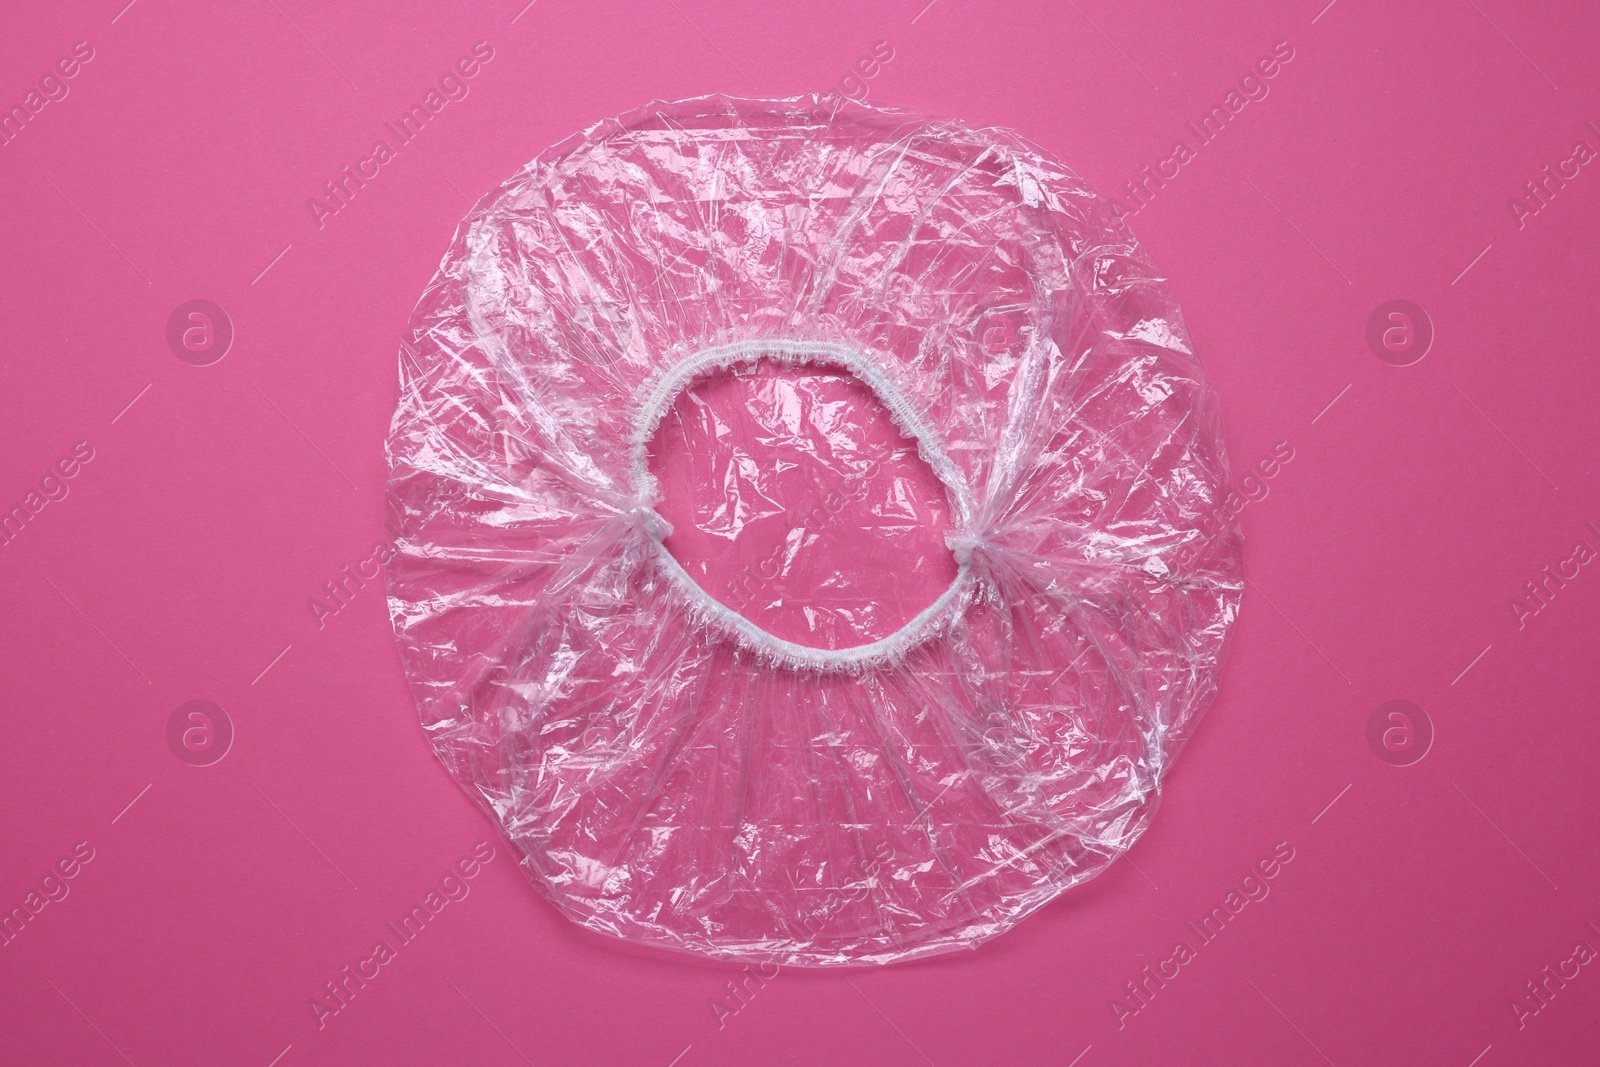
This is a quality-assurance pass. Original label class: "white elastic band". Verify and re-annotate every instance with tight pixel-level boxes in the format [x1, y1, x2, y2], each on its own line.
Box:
[629, 339, 978, 671]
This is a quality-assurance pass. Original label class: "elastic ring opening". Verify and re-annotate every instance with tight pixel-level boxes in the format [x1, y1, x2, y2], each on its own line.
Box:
[629, 338, 976, 671]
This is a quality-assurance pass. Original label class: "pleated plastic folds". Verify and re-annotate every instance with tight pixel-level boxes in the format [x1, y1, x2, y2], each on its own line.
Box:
[385, 95, 1243, 966]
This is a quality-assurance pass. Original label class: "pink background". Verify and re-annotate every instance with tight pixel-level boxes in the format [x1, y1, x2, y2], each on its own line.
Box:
[2, 1, 1598, 1065]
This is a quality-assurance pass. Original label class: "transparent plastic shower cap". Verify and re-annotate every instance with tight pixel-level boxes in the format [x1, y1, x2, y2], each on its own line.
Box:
[385, 94, 1243, 966]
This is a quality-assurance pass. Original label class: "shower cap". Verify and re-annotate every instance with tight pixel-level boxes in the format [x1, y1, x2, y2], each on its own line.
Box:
[385, 95, 1242, 966]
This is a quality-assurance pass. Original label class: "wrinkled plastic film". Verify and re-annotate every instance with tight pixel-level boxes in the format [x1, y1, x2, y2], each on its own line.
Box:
[385, 96, 1243, 966]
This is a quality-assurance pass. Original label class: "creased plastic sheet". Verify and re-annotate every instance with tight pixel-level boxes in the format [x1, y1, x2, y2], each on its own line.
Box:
[384, 95, 1243, 966]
